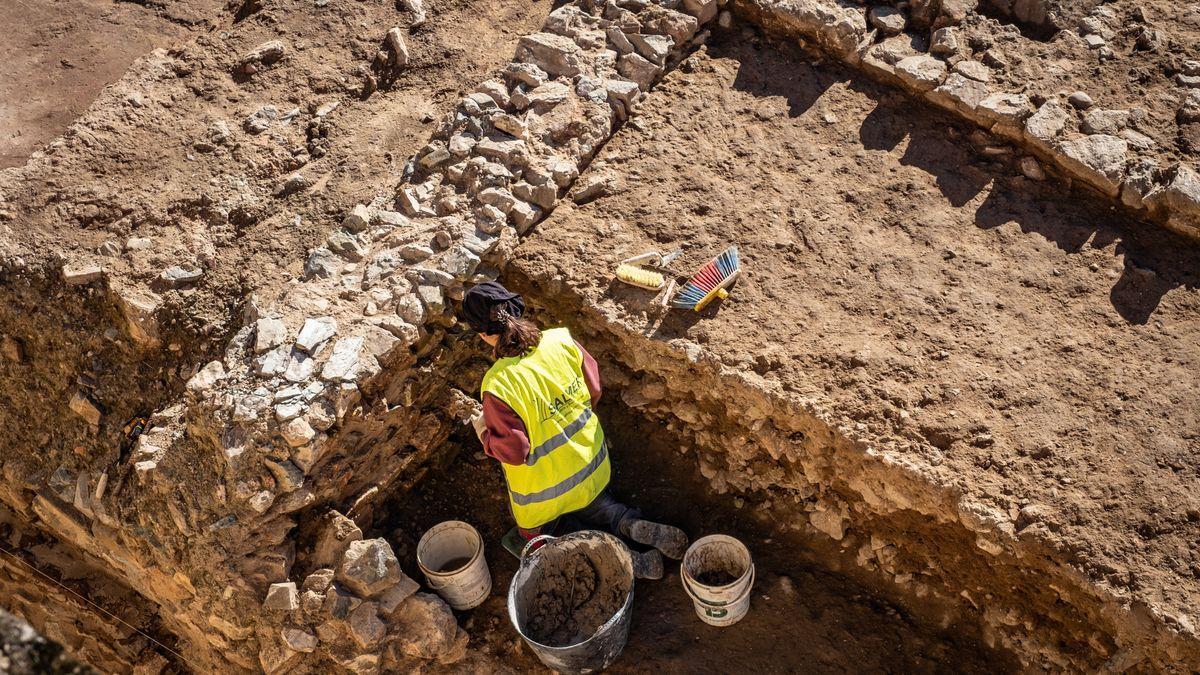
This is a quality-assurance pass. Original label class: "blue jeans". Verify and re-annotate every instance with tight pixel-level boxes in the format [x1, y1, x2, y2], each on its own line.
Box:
[518, 489, 641, 540]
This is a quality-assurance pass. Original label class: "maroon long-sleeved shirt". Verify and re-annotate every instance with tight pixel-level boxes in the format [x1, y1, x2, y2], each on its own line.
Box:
[481, 340, 602, 465]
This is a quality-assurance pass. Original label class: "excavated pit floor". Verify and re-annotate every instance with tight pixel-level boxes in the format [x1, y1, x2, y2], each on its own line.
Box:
[378, 400, 1018, 673]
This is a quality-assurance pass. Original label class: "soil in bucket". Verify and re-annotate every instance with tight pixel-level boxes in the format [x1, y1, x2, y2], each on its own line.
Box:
[695, 569, 739, 587]
[525, 542, 626, 646]
[439, 556, 473, 573]
[686, 533, 749, 587]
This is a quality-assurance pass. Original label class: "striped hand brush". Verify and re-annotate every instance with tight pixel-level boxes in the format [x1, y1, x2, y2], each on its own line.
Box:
[671, 245, 741, 311]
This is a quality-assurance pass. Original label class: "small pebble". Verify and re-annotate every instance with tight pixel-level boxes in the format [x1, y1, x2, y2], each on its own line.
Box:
[1067, 91, 1093, 109]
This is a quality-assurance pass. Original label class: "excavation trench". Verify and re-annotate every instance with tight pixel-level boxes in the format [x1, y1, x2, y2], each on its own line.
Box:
[4, 0, 1198, 669]
[357, 18, 1200, 672]
[466, 23, 1200, 671]
[376, 394, 1018, 672]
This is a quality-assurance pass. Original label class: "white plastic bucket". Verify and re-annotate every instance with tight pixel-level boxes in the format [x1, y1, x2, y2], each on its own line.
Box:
[417, 521, 492, 610]
[680, 534, 754, 627]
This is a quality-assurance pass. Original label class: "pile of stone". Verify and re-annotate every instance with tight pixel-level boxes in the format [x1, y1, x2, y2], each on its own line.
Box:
[259, 534, 465, 673]
[394, 0, 713, 238]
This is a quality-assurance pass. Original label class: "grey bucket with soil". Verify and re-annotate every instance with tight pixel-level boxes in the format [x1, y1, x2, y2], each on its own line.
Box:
[507, 530, 635, 673]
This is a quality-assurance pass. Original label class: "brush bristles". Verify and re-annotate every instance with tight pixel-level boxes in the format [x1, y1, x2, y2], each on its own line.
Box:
[616, 263, 665, 291]
[671, 246, 740, 309]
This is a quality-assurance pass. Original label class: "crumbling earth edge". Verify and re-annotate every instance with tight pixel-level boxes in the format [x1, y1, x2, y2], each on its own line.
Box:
[505, 260, 1200, 672]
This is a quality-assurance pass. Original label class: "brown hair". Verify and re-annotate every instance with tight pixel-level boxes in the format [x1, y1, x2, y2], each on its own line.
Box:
[490, 305, 541, 359]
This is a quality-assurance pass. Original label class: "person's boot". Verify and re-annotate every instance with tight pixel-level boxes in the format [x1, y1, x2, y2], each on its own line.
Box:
[621, 519, 689, 560]
[631, 549, 663, 580]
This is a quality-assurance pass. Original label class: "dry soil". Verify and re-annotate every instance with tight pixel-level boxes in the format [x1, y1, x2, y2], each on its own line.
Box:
[514, 21, 1200, 640]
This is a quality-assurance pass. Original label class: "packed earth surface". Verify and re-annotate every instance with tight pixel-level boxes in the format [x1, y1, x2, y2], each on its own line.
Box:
[0, 0, 1198, 673]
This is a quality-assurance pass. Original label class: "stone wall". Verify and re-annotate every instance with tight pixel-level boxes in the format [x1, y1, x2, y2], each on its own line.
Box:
[735, 0, 1200, 241]
[0, 0, 718, 670]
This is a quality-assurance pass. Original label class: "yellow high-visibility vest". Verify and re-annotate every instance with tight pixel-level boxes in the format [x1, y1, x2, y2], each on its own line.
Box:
[481, 327, 610, 529]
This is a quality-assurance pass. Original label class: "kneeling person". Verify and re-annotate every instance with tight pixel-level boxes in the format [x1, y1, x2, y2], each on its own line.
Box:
[463, 282, 687, 579]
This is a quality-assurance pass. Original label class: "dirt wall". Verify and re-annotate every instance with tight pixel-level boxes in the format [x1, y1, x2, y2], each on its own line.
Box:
[509, 268, 1200, 670]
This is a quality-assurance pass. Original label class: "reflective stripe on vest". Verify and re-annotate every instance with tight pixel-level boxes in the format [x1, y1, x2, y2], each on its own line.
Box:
[526, 406, 594, 466]
[481, 327, 610, 529]
[511, 440, 609, 505]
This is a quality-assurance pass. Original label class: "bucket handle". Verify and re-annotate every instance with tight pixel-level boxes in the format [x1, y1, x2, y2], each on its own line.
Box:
[680, 564, 756, 608]
[519, 534, 556, 559]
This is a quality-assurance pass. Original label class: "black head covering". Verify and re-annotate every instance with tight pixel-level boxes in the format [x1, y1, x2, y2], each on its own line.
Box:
[462, 282, 525, 335]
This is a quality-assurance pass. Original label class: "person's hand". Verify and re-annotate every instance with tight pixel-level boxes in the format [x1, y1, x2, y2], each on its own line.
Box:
[470, 412, 487, 441]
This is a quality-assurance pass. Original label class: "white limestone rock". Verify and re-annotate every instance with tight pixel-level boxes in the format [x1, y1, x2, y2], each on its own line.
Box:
[895, 55, 947, 92]
[264, 582, 299, 612]
[186, 360, 226, 395]
[1081, 108, 1130, 135]
[868, 5, 906, 36]
[343, 204, 372, 233]
[1145, 164, 1200, 235]
[516, 33, 584, 77]
[928, 73, 989, 113]
[321, 336, 372, 382]
[617, 52, 661, 90]
[628, 33, 672, 66]
[295, 317, 337, 353]
[386, 27, 409, 66]
[255, 318, 287, 353]
[280, 417, 316, 448]
[280, 627, 316, 653]
[338, 538, 404, 598]
[1057, 134, 1129, 197]
[62, 265, 104, 285]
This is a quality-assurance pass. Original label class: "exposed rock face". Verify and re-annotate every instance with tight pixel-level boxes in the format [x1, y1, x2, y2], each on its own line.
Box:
[1145, 164, 1200, 238]
[312, 510, 363, 568]
[0, 0, 718, 670]
[0, 608, 91, 674]
[337, 539, 405, 599]
[1057, 134, 1129, 197]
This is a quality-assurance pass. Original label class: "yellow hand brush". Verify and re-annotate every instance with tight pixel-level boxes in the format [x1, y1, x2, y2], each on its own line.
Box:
[615, 263, 665, 291]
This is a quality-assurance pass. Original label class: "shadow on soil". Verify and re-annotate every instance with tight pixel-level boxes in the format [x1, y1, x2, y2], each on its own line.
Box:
[718, 24, 1198, 326]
